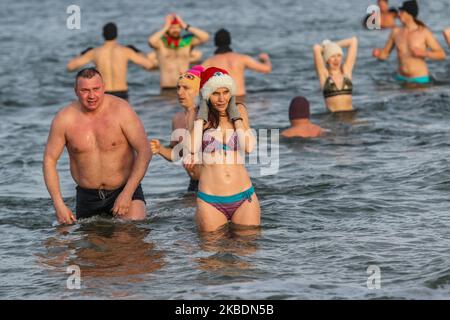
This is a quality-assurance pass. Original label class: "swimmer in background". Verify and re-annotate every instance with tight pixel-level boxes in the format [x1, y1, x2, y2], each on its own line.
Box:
[148, 14, 209, 90]
[313, 37, 358, 112]
[281, 96, 327, 138]
[146, 50, 202, 69]
[67, 23, 156, 100]
[202, 29, 272, 100]
[364, 1, 397, 29]
[372, 0, 446, 85]
[374, 0, 398, 29]
[149, 65, 205, 192]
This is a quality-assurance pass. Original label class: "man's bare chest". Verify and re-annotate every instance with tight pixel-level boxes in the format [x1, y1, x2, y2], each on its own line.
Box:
[66, 118, 127, 154]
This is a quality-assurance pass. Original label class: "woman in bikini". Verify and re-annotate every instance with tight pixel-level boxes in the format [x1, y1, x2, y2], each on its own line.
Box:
[312, 37, 358, 112]
[185, 67, 260, 232]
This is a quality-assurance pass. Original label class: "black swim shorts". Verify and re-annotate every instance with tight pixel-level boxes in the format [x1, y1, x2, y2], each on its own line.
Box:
[76, 184, 145, 219]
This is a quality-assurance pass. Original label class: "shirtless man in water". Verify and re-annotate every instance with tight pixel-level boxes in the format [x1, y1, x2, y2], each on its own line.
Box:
[378, 0, 397, 29]
[202, 29, 272, 98]
[148, 14, 209, 89]
[281, 96, 326, 138]
[43, 68, 152, 225]
[372, 0, 445, 84]
[150, 66, 204, 192]
[67, 23, 155, 100]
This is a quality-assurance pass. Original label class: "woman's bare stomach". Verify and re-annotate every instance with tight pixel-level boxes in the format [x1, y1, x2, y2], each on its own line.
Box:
[398, 57, 429, 78]
[325, 96, 353, 112]
[199, 164, 252, 195]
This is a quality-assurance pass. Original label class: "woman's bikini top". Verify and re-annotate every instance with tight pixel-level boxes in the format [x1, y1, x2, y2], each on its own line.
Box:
[202, 129, 238, 153]
[323, 76, 353, 99]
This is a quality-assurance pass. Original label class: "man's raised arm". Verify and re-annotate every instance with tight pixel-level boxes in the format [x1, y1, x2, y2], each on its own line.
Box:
[67, 48, 95, 72]
[148, 15, 172, 49]
[244, 53, 272, 74]
[175, 15, 209, 46]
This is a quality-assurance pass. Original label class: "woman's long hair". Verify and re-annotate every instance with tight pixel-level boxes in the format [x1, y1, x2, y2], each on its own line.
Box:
[203, 99, 247, 131]
[205, 101, 222, 130]
[414, 18, 427, 28]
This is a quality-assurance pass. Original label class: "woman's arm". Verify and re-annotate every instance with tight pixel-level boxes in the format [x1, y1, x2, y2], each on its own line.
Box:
[337, 37, 358, 76]
[372, 29, 396, 61]
[424, 28, 446, 60]
[313, 44, 328, 88]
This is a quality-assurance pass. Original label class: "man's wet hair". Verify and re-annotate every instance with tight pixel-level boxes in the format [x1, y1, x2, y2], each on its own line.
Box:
[75, 68, 102, 87]
[214, 29, 233, 54]
[214, 29, 231, 47]
[103, 22, 118, 40]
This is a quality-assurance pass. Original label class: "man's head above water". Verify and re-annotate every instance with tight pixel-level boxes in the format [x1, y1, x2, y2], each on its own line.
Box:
[74, 68, 105, 111]
[167, 15, 183, 38]
[103, 22, 118, 41]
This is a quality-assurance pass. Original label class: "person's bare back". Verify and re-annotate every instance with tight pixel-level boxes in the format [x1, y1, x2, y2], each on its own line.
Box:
[281, 96, 326, 138]
[202, 52, 248, 96]
[202, 52, 272, 97]
[67, 23, 155, 93]
[91, 44, 136, 92]
[201, 29, 272, 97]
[281, 122, 324, 138]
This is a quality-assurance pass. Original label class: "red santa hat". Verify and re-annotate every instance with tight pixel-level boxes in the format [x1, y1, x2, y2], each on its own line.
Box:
[199, 67, 236, 101]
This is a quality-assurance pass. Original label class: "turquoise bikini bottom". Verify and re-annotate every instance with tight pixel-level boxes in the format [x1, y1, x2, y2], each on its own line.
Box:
[197, 186, 255, 220]
[395, 74, 430, 84]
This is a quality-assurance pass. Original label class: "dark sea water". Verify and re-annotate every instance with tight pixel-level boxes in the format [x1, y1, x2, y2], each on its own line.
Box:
[0, 0, 449, 299]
